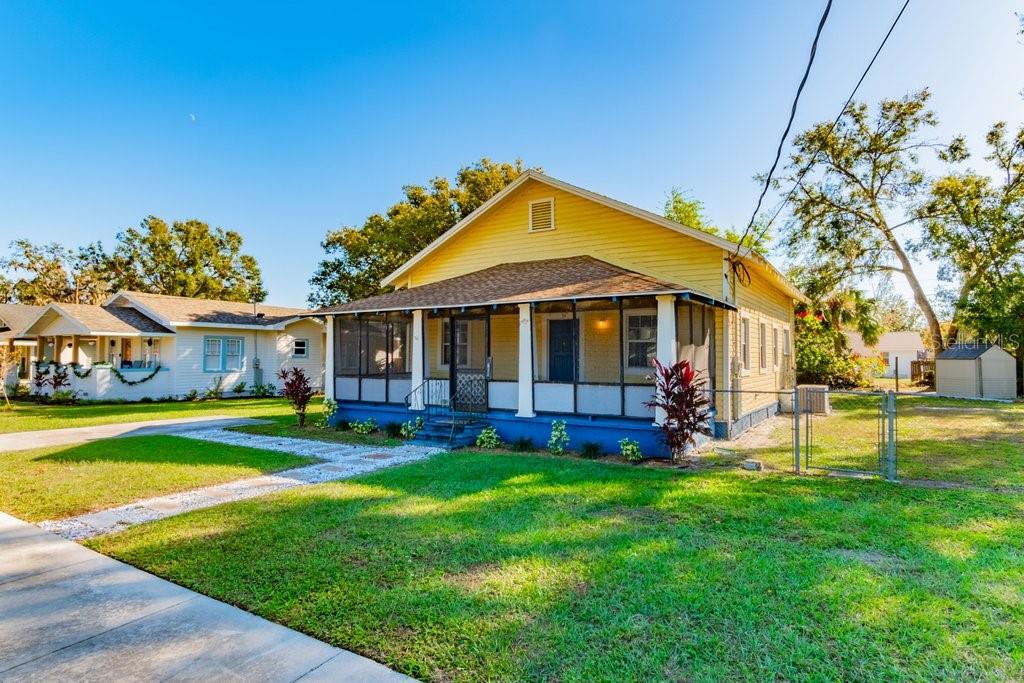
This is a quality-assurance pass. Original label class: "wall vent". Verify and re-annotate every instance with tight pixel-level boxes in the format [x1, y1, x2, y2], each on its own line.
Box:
[528, 198, 555, 232]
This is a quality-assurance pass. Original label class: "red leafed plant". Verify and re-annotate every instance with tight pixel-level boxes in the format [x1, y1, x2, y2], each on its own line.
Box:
[277, 367, 316, 427]
[644, 359, 713, 460]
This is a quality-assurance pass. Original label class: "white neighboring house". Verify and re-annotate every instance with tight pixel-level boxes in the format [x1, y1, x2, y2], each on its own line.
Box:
[1, 291, 324, 401]
[1, 303, 45, 387]
[844, 330, 927, 378]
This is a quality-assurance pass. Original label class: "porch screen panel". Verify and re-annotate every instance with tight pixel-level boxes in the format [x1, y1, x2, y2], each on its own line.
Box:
[533, 301, 573, 383]
[362, 316, 387, 376]
[387, 314, 413, 376]
[621, 297, 657, 385]
[488, 306, 519, 381]
[576, 299, 620, 384]
[336, 317, 361, 376]
[426, 312, 446, 380]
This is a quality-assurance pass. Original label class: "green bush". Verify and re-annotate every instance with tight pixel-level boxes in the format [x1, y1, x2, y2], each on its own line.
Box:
[795, 313, 881, 388]
[251, 383, 276, 398]
[547, 420, 569, 455]
[579, 441, 603, 458]
[185, 389, 199, 402]
[384, 421, 403, 438]
[618, 438, 642, 463]
[400, 418, 424, 439]
[350, 418, 377, 435]
[512, 436, 536, 452]
[475, 426, 501, 449]
[204, 377, 225, 400]
[232, 381, 247, 394]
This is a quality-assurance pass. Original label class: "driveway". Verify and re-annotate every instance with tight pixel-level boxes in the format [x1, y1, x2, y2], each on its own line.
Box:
[0, 512, 412, 682]
[0, 415, 268, 452]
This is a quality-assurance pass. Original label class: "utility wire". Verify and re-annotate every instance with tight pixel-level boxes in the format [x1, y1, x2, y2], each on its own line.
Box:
[735, 0, 912, 261]
[730, 0, 833, 261]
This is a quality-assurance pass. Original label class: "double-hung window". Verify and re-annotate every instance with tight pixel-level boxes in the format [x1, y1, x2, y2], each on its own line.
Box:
[741, 318, 750, 371]
[442, 320, 469, 367]
[292, 338, 309, 358]
[772, 327, 779, 368]
[203, 336, 244, 371]
[759, 322, 767, 370]
[626, 314, 657, 368]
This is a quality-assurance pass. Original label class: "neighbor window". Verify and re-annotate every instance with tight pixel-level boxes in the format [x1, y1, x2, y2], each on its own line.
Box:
[203, 336, 244, 372]
[292, 338, 309, 358]
[881, 351, 891, 367]
[741, 318, 750, 370]
[442, 320, 469, 367]
[759, 322, 767, 370]
[626, 314, 657, 368]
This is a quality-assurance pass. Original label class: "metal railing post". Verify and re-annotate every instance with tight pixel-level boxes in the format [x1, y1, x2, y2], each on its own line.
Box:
[793, 388, 800, 473]
[887, 390, 897, 482]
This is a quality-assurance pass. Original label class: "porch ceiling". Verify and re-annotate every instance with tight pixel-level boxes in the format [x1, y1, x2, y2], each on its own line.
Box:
[311, 256, 736, 315]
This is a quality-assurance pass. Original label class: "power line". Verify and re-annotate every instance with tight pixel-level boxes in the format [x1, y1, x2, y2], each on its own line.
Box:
[731, 0, 833, 258]
[736, 0, 912, 260]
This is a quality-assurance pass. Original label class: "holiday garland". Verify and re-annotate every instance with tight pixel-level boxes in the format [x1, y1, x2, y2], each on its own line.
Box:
[33, 360, 163, 386]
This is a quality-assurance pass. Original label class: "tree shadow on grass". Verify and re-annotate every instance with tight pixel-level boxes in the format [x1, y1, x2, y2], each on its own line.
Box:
[89, 453, 1024, 681]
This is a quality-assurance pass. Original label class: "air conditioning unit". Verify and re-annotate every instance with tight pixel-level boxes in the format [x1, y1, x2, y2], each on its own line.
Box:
[797, 384, 831, 414]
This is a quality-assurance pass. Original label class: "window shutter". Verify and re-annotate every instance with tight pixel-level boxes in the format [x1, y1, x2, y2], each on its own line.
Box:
[529, 199, 554, 231]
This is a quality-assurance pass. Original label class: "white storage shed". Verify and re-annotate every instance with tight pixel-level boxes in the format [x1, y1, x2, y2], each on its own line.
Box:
[935, 344, 1016, 400]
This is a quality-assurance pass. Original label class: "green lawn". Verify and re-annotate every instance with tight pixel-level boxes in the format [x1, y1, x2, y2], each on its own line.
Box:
[738, 395, 1024, 488]
[89, 452, 1024, 682]
[0, 435, 313, 521]
[230, 420, 401, 447]
[0, 397, 319, 434]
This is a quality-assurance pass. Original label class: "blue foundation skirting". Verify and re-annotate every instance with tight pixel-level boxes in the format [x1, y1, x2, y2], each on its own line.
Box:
[333, 401, 684, 457]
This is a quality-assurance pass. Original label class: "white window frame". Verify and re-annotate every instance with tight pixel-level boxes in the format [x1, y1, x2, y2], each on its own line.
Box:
[292, 338, 309, 358]
[772, 326, 780, 370]
[528, 197, 556, 232]
[740, 315, 751, 375]
[440, 319, 470, 368]
[625, 312, 657, 370]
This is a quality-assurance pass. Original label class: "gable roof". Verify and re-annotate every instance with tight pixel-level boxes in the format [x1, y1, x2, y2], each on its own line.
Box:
[106, 291, 311, 328]
[380, 170, 805, 302]
[0, 303, 45, 339]
[936, 343, 1003, 360]
[845, 330, 926, 354]
[312, 256, 734, 314]
[22, 302, 173, 336]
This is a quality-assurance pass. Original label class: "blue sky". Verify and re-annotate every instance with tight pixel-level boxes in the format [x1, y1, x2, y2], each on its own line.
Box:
[1, 1, 1021, 306]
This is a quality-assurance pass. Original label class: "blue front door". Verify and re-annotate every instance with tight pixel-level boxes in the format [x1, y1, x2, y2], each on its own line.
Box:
[548, 319, 575, 382]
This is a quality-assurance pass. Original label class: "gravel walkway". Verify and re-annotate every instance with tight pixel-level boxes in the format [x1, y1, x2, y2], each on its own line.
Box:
[41, 429, 442, 541]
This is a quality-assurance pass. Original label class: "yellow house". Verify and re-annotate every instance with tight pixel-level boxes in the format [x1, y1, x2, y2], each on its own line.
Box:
[314, 171, 804, 454]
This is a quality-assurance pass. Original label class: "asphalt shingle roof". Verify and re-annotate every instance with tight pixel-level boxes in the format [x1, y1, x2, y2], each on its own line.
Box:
[54, 304, 174, 335]
[125, 291, 309, 326]
[0, 303, 45, 338]
[313, 256, 720, 314]
[936, 344, 997, 360]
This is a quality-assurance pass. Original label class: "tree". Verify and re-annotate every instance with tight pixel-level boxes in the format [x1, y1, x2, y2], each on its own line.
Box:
[0, 240, 111, 305]
[790, 265, 881, 353]
[308, 159, 526, 306]
[663, 188, 771, 256]
[872, 277, 923, 332]
[277, 367, 315, 427]
[105, 217, 266, 302]
[782, 89, 962, 351]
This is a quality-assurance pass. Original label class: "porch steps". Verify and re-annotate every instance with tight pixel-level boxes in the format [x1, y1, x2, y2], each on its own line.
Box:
[411, 417, 486, 449]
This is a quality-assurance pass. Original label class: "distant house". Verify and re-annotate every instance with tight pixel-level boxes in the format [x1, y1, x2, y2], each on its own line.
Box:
[0, 291, 323, 400]
[845, 330, 927, 378]
[935, 343, 1016, 400]
[309, 170, 806, 453]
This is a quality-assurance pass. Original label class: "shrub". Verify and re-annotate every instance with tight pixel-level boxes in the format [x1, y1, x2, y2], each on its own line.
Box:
[336, 420, 351, 431]
[579, 441, 603, 458]
[204, 376, 225, 400]
[350, 418, 377, 435]
[251, 383, 276, 398]
[317, 398, 338, 429]
[512, 436, 536, 452]
[139, 396, 153, 403]
[384, 421, 403, 438]
[547, 420, 569, 455]
[185, 389, 199, 401]
[277, 367, 315, 427]
[644, 359, 713, 460]
[49, 389, 80, 405]
[400, 417, 424, 439]
[475, 426, 501, 449]
[232, 381, 247, 394]
[795, 313, 879, 388]
[619, 438, 642, 462]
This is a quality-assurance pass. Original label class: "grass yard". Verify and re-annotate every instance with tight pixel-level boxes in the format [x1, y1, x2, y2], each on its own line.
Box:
[230, 420, 401, 447]
[737, 394, 1024, 489]
[90, 452, 1024, 682]
[0, 435, 313, 521]
[0, 397, 321, 434]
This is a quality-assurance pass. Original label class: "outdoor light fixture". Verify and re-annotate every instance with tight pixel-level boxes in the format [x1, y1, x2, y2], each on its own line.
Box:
[595, 318, 611, 331]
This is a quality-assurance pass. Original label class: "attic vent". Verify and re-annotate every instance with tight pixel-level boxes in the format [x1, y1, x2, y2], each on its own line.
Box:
[528, 198, 555, 232]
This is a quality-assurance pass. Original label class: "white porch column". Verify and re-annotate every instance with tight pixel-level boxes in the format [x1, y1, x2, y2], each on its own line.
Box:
[410, 310, 425, 410]
[516, 303, 535, 417]
[655, 294, 678, 425]
[324, 315, 335, 401]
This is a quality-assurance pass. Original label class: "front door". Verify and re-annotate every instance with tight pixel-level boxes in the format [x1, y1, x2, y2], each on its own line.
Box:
[548, 319, 575, 382]
[448, 316, 488, 413]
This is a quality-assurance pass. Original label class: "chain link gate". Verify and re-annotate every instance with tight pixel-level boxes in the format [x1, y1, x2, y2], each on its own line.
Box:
[794, 389, 897, 481]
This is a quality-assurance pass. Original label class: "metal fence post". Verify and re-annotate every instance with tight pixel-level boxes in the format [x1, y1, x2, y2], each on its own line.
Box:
[887, 390, 897, 482]
[793, 388, 800, 473]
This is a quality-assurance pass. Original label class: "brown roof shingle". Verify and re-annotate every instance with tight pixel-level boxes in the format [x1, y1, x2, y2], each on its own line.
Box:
[314, 256, 723, 314]
[0, 304, 45, 338]
[124, 291, 309, 326]
[55, 304, 173, 335]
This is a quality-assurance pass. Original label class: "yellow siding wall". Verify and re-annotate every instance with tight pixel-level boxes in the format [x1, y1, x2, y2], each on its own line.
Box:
[399, 179, 726, 297]
[730, 275, 796, 417]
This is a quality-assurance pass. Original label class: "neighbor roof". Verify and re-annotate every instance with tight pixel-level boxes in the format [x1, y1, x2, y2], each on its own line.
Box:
[0, 303, 45, 339]
[312, 256, 735, 314]
[936, 344, 998, 360]
[381, 170, 806, 303]
[110, 291, 310, 327]
[22, 303, 174, 336]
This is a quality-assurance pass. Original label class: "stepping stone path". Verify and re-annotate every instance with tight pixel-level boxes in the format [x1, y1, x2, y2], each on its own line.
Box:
[40, 429, 442, 541]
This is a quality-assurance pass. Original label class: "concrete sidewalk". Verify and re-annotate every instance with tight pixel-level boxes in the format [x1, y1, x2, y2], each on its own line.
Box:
[0, 512, 412, 682]
[0, 415, 269, 452]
